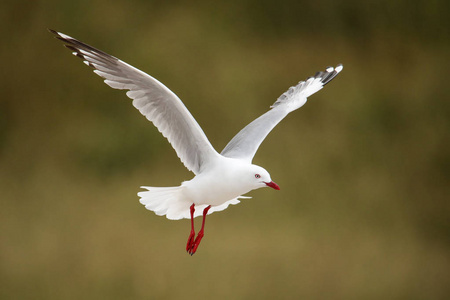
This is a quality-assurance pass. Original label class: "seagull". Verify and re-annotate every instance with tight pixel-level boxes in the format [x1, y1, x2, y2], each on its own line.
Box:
[49, 29, 343, 255]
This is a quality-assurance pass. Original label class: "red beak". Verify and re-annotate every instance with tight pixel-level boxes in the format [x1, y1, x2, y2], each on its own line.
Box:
[265, 181, 280, 190]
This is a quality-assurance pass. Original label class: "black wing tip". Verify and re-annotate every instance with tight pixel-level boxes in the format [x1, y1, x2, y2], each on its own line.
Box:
[48, 29, 65, 42]
[48, 28, 67, 40]
[318, 64, 343, 86]
[48, 29, 78, 46]
[48, 29, 118, 63]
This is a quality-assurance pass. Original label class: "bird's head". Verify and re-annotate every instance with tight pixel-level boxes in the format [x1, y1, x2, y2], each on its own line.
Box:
[248, 165, 280, 191]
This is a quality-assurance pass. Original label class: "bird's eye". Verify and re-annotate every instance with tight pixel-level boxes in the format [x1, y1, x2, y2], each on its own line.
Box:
[255, 174, 261, 179]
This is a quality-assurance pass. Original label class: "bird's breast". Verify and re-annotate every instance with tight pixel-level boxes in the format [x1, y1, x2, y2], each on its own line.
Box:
[182, 173, 250, 206]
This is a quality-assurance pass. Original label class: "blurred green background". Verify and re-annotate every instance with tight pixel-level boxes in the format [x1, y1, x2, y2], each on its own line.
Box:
[1, 0, 449, 299]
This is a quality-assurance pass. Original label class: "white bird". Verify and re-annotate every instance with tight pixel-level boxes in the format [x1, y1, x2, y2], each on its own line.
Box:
[50, 29, 343, 255]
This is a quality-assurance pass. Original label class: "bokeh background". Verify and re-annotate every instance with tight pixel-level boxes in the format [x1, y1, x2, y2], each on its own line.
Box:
[1, 0, 449, 299]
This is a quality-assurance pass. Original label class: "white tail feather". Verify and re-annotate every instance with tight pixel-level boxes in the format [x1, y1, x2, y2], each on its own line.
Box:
[138, 186, 187, 220]
[138, 186, 243, 220]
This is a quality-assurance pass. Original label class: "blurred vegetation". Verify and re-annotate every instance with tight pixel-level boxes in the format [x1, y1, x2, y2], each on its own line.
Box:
[1, 0, 449, 299]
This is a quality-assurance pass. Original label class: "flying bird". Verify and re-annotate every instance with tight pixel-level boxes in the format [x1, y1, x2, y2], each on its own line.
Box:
[49, 29, 343, 255]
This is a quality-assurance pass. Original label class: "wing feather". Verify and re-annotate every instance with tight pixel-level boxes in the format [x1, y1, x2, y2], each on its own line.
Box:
[221, 65, 343, 162]
[50, 30, 219, 174]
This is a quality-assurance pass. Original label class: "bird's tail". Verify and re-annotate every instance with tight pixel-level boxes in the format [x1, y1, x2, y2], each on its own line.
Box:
[138, 186, 190, 220]
[138, 186, 244, 220]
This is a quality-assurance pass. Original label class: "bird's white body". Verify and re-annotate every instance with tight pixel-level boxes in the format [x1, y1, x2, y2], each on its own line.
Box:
[187, 157, 272, 205]
[50, 29, 342, 222]
[139, 156, 271, 219]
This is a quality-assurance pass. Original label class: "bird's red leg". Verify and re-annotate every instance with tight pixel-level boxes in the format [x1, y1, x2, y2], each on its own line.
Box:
[186, 204, 196, 252]
[188, 205, 211, 255]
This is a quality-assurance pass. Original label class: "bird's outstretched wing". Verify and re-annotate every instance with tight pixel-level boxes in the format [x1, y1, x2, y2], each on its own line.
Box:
[50, 30, 219, 174]
[221, 65, 343, 162]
